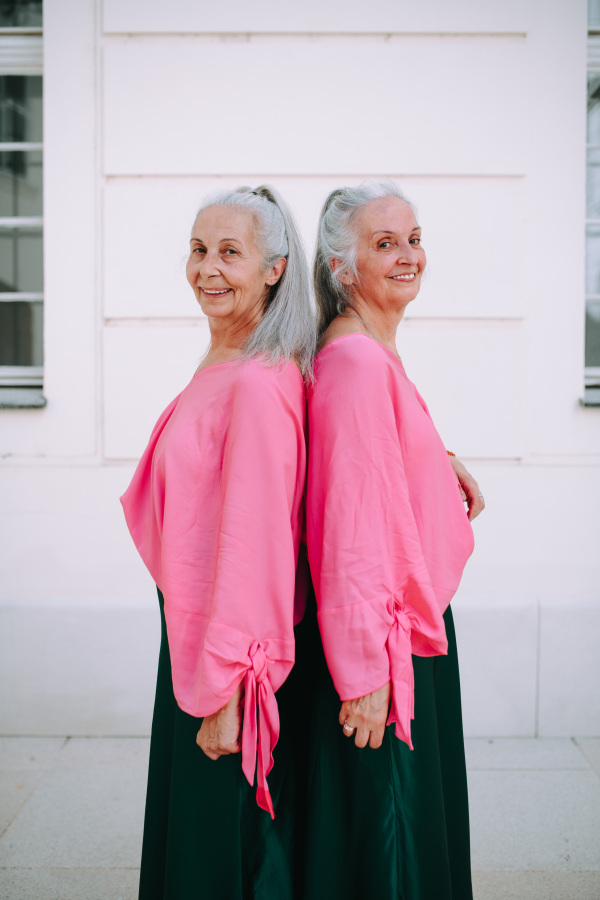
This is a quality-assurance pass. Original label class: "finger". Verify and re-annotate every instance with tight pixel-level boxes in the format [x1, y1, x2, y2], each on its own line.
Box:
[354, 726, 370, 749]
[223, 741, 242, 754]
[201, 748, 221, 760]
[342, 721, 356, 738]
[468, 492, 485, 521]
[368, 726, 385, 750]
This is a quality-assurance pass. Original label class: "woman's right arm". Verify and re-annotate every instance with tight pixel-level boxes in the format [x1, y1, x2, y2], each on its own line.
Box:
[197, 682, 244, 759]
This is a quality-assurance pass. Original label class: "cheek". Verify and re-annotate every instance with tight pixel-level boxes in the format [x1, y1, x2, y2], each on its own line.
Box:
[186, 258, 197, 284]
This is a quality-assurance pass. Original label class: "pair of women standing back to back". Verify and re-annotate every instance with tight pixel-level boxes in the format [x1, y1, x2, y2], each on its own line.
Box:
[121, 181, 484, 899]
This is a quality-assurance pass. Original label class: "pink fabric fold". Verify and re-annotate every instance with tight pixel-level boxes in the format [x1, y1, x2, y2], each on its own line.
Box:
[121, 358, 306, 815]
[385, 593, 416, 749]
[307, 334, 474, 749]
[242, 641, 279, 818]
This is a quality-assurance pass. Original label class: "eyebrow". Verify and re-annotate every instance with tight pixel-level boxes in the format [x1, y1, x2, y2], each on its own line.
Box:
[371, 226, 421, 237]
[190, 236, 242, 244]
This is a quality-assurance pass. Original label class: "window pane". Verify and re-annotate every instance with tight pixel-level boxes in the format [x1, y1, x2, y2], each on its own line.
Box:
[0, 149, 42, 216]
[586, 299, 600, 367]
[0, 226, 42, 292]
[0, 1, 43, 28]
[588, 75, 600, 145]
[587, 147, 600, 219]
[591, 0, 600, 29]
[0, 299, 42, 365]
[586, 225, 600, 294]
[0, 76, 42, 143]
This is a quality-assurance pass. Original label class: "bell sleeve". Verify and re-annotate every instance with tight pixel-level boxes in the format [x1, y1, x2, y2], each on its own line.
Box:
[307, 341, 448, 750]
[161, 365, 305, 817]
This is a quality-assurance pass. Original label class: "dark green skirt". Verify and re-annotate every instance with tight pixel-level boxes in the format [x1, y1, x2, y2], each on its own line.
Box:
[139, 589, 473, 900]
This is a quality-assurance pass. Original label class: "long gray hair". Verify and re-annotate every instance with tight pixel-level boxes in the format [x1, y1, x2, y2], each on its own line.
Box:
[314, 180, 414, 335]
[194, 185, 316, 376]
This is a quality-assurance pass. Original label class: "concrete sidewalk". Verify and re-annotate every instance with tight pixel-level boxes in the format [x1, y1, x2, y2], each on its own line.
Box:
[0, 736, 598, 900]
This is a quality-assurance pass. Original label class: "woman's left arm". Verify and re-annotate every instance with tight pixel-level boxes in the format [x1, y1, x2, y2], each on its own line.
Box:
[188, 364, 305, 817]
[449, 455, 485, 521]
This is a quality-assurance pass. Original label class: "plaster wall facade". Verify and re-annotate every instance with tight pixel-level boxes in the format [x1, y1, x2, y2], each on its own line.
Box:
[1, 0, 598, 738]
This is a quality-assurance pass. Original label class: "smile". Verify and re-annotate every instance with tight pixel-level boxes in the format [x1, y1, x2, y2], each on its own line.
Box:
[390, 274, 416, 282]
[202, 288, 231, 295]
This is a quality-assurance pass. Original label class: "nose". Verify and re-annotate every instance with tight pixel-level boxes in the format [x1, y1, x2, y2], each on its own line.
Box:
[196, 248, 221, 278]
[398, 240, 418, 265]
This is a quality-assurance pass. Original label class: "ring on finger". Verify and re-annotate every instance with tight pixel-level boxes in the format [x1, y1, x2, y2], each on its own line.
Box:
[342, 722, 354, 732]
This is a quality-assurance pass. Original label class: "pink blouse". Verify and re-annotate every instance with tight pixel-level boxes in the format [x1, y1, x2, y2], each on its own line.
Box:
[306, 335, 474, 749]
[121, 359, 306, 817]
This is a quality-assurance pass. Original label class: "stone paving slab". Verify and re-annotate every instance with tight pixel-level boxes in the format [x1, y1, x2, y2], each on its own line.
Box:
[465, 737, 590, 770]
[1, 736, 599, 900]
[0, 738, 65, 770]
[0, 770, 46, 837]
[58, 737, 150, 769]
[468, 769, 600, 871]
[576, 738, 600, 774]
[0, 768, 145, 868]
[0, 867, 138, 900]
[472, 870, 600, 900]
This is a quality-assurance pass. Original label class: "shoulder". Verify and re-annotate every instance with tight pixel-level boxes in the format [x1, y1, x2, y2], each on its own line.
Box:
[314, 334, 392, 385]
[231, 357, 305, 417]
[239, 356, 303, 392]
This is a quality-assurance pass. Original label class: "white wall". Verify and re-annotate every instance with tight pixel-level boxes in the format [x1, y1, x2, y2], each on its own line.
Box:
[0, 0, 598, 738]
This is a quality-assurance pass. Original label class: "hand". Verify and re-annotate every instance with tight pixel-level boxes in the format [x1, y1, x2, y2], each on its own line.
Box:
[196, 682, 243, 760]
[449, 455, 485, 521]
[339, 682, 391, 749]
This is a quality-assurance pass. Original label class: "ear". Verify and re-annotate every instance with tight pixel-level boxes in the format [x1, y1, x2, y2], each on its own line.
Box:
[331, 256, 353, 287]
[265, 256, 287, 286]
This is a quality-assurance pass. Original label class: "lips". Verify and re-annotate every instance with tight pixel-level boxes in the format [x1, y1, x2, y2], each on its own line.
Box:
[201, 288, 231, 295]
[389, 273, 416, 281]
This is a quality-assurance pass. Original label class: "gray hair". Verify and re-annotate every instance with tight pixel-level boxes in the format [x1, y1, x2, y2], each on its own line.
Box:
[314, 180, 415, 334]
[194, 185, 316, 376]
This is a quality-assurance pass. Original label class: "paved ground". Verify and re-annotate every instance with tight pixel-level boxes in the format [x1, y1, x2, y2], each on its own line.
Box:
[0, 736, 598, 899]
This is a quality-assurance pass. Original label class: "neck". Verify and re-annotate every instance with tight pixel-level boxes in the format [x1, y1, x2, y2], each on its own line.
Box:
[201, 310, 262, 368]
[348, 294, 406, 355]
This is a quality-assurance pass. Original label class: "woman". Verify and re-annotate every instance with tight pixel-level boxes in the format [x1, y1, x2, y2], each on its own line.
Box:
[121, 186, 316, 899]
[305, 182, 484, 899]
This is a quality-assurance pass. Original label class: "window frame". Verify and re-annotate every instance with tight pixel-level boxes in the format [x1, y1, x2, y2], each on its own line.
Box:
[0, 24, 44, 403]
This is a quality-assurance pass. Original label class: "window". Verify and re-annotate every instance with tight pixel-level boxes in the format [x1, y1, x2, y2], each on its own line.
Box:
[586, 1, 600, 405]
[0, 0, 43, 408]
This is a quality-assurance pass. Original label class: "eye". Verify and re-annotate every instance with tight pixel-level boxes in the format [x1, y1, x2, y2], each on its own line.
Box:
[192, 245, 205, 255]
[378, 240, 392, 249]
[223, 247, 238, 256]
[410, 236, 421, 246]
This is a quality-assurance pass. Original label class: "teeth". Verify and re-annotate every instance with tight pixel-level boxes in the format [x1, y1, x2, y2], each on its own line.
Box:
[203, 289, 230, 295]
[392, 274, 415, 281]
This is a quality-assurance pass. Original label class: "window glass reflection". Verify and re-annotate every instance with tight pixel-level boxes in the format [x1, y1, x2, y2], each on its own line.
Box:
[0, 1, 43, 28]
[590, 0, 600, 29]
[587, 148, 600, 219]
[0, 149, 42, 216]
[0, 76, 42, 143]
[0, 299, 42, 365]
[588, 75, 600, 145]
[0, 226, 42, 292]
[585, 299, 600, 367]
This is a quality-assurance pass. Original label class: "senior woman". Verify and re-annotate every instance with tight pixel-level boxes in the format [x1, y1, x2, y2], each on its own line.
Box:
[121, 186, 315, 899]
[304, 182, 484, 899]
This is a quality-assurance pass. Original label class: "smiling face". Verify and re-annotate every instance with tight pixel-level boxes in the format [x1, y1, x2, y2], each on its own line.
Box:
[186, 205, 285, 331]
[346, 196, 426, 316]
